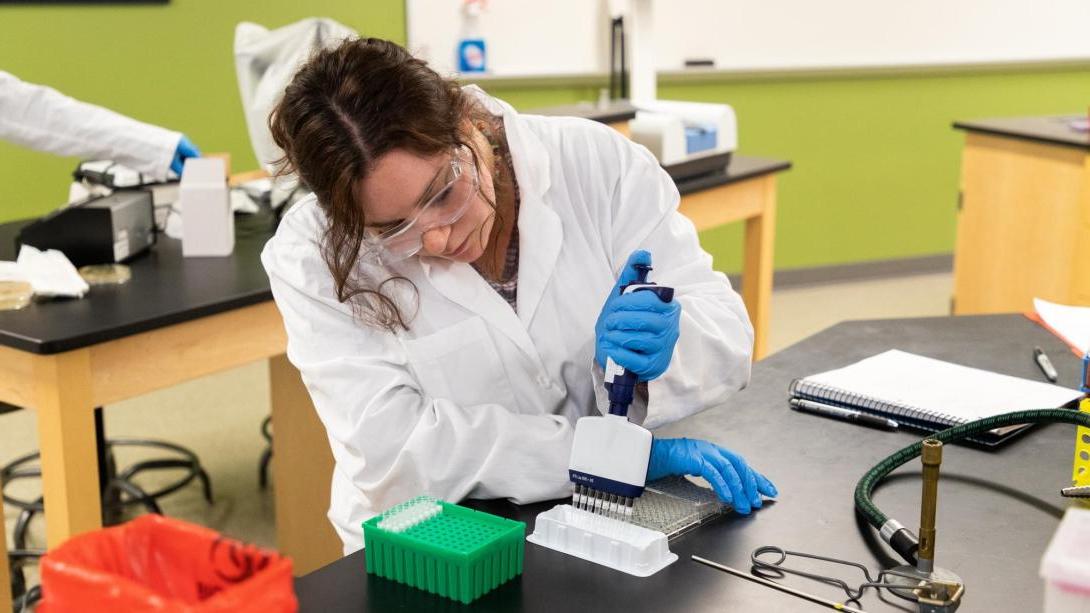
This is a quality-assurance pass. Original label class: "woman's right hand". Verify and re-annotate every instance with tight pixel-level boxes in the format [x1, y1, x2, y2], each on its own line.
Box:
[594, 250, 681, 381]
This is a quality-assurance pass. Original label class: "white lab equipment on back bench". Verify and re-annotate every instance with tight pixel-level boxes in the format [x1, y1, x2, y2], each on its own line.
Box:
[628, 100, 737, 167]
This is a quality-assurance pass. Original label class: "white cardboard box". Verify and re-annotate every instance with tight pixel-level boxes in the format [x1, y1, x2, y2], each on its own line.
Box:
[180, 158, 234, 257]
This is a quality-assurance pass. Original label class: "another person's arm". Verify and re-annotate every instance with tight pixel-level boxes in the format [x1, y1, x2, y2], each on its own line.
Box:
[0, 70, 196, 181]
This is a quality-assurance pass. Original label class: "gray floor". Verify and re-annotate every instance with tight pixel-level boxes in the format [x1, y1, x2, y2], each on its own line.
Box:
[1, 271, 952, 581]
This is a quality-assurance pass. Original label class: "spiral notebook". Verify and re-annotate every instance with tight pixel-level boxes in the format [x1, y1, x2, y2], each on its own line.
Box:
[789, 350, 1084, 446]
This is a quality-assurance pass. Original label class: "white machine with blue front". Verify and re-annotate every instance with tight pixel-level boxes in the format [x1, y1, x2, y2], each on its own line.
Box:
[628, 100, 737, 166]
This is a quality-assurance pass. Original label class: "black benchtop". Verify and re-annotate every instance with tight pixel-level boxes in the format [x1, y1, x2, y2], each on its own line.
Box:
[674, 156, 792, 195]
[953, 114, 1090, 150]
[0, 208, 276, 354]
[295, 314, 1084, 613]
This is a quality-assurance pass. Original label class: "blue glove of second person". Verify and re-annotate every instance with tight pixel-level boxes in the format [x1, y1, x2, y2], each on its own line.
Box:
[648, 438, 778, 515]
[170, 134, 201, 175]
[594, 250, 681, 381]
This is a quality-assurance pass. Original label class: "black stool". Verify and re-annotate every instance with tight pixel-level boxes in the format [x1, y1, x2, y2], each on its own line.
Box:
[2, 405, 213, 606]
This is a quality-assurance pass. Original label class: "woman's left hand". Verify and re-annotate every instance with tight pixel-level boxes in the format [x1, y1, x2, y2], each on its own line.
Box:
[647, 437, 778, 515]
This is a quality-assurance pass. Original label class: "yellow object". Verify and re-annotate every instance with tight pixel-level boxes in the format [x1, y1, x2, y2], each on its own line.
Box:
[1073, 399, 1090, 507]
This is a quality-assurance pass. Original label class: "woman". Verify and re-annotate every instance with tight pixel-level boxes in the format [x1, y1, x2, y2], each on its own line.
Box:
[262, 38, 776, 553]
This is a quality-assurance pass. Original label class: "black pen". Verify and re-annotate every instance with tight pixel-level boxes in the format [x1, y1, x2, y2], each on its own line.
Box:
[789, 398, 898, 431]
[1034, 346, 1059, 383]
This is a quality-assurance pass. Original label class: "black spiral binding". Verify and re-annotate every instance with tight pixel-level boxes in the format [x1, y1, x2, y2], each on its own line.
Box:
[788, 378, 962, 430]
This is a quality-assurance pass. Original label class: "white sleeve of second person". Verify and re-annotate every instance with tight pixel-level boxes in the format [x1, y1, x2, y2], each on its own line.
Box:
[588, 122, 755, 430]
[0, 70, 181, 181]
[261, 230, 574, 516]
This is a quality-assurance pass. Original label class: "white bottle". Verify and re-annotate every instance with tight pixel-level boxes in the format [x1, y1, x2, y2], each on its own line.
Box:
[457, 0, 487, 73]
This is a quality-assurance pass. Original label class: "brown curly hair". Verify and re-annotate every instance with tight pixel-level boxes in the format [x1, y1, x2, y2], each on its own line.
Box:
[269, 38, 494, 332]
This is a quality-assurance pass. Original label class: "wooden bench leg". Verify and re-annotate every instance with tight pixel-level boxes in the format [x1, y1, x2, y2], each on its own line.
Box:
[270, 354, 342, 575]
[742, 176, 778, 360]
[34, 350, 101, 549]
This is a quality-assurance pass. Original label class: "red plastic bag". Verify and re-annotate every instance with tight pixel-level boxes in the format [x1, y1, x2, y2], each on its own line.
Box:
[39, 514, 297, 612]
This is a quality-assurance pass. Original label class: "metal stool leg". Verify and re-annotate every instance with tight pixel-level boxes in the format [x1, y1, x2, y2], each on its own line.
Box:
[13, 585, 42, 611]
[9, 548, 44, 608]
[112, 439, 214, 504]
[258, 449, 272, 490]
[96, 408, 126, 524]
[108, 479, 162, 515]
[197, 465, 213, 503]
[259, 415, 273, 489]
[9, 559, 25, 605]
[11, 495, 42, 552]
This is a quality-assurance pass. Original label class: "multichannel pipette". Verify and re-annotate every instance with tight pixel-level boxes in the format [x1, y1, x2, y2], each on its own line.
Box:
[568, 262, 674, 518]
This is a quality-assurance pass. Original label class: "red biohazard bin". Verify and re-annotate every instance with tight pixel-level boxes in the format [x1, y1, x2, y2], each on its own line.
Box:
[38, 514, 297, 612]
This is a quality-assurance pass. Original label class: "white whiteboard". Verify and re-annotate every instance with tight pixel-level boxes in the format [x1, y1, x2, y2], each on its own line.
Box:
[407, 0, 1090, 77]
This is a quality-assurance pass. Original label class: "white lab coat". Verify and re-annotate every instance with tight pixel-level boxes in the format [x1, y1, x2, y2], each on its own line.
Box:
[0, 71, 181, 181]
[261, 87, 754, 554]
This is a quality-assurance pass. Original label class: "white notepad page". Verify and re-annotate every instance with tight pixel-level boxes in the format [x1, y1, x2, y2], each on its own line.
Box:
[805, 350, 1083, 422]
[1034, 298, 1090, 355]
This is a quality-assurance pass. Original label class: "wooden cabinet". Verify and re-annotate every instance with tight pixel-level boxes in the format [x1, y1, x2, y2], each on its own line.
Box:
[953, 117, 1090, 313]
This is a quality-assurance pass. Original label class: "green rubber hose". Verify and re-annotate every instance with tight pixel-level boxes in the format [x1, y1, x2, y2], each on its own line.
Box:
[854, 408, 1090, 566]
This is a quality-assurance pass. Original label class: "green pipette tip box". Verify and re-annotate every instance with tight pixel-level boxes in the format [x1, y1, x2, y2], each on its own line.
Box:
[363, 496, 526, 604]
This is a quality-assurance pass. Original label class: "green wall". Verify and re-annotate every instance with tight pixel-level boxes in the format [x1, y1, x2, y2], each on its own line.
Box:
[3, 2, 1089, 274]
[489, 67, 1090, 273]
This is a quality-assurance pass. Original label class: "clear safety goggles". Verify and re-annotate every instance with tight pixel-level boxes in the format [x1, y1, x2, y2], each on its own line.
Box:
[361, 147, 480, 264]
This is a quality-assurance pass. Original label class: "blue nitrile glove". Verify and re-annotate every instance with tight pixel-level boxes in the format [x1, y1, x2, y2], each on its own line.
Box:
[170, 135, 201, 175]
[594, 250, 681, 381]
[647, 438, 778, 515]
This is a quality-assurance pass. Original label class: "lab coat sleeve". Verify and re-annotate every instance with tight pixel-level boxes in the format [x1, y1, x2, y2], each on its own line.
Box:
[0, 71, 181, 181]
[588, 123, 754, 430]
[261, 220, 573, 520]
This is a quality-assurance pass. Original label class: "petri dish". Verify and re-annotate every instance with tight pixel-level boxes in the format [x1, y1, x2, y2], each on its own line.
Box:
[79, 264, 132, 286]
[0, 281, 33, 311]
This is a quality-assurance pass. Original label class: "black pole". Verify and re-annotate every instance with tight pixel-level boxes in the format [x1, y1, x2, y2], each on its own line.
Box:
[619, 18, 628, 99]
[94, 407, 108, 495]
